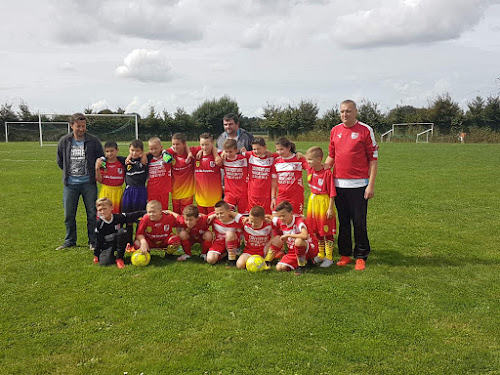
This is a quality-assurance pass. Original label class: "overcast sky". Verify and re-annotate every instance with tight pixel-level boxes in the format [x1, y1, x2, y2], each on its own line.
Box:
[1, 0, 499, 117]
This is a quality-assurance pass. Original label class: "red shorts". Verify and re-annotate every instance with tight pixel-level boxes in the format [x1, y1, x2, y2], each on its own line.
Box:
[148, 192, 170, 211]
[248, 196, 272, 215]
[277, 239, 318, 270]
[135, 234, 180, 250]
[225, 194, 249, 214]
[172, 196, 194, 214]
[208, 238, 226, 254]
[276, 196, 304, 215]
[243, 246, 265, 257]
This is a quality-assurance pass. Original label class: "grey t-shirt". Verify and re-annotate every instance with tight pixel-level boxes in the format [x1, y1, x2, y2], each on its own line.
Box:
[68, 139, 90, 184]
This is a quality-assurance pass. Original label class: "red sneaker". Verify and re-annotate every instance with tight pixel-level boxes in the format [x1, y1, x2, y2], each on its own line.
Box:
[355, 259, 366, 271]
[93, 256, 98, 264]
[336, 256, 352, 266]
[116, 259, 125, 269]
[125, 243, 134, 253]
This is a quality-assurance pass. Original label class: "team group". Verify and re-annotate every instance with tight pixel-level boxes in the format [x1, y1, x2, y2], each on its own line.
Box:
[57, 100, 378, 275]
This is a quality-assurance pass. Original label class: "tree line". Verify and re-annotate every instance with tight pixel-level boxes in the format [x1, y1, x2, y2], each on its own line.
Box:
[2, 93, 500, 142]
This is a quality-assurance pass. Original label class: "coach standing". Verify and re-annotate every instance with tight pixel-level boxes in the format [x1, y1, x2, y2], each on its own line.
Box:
[324, 100, 378, 271]
[216, 113, 254, 152]
[56, 113, 104, 250]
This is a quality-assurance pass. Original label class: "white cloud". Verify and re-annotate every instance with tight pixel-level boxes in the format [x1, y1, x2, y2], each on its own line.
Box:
[332, 0, 495, 48]
[116, 49, 173, 82]
[241, 23, 270, 49]
[89, 99, 110, 112]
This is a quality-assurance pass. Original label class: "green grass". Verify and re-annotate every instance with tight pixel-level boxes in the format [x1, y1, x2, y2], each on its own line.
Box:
[0, 142, 499, 375]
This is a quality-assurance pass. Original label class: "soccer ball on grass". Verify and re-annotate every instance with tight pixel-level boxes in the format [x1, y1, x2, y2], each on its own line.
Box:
[131, 251, 151, 266]
[246, 255, 268, 272]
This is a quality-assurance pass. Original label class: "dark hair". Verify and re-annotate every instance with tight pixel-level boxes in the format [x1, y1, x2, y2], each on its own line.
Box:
[214, 200, 230, 210]
[223, 139, 238, 150]
[183, 204, 199, 218]
[223, 113, 239, 124]
[129, 139, 144, 150]
[199, 132, 213, 141]
[251, 137, 266, 147]
[104, 141, 118, 149]
[249, 205, 265, 218]
[275, 200, 293, 213]
[275, 137, 296, 154]
[172, 133, 187, 143]
[70, 113, 87, 124]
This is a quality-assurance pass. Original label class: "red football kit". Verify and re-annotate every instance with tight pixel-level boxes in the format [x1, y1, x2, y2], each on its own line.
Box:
[100, 160, 125, 186]
[168, 147, 197, 213]
[147, 154, 172, 210]
[223, 154, 249, 213]
[306, 166, 337, 237]
[193, 146, 222, 212]
[328, 121, 378, 188]
[245, 151, 277, 214]
[273, 215, 318, 270]
[274, 154, 308, 214]
[242, 221, 275, 257]
[135, 213, 179, 249]
[209, 214, 244, 255]
[175, 214, 211, 256]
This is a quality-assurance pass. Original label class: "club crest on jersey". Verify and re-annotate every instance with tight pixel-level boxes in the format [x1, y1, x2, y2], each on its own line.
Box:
[351, 132, 359, 139]
[118, 168, 123, 174]
[337, 133, 342, 138]
[318, 178, 324, 186]
[210, 161, 215, 168]
[164, 225, 170, 232]
[127, 164, 133, 171]
[172, 159, 176, 166]
[196, 161, 200, 167]
[324, 225, 329, 233]
[307, 174, 312, 181]
[146, 226, 152, 233]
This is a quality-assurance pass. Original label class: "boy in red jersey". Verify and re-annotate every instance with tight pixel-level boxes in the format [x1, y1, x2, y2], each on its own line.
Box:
[305, 146, 336, 268]
[273, 201, 318, 275]
[133, 200, 181, 255]
[168, 133, 197, 214]
[193, 133, 222, 214]
[165, 205, 213, 261]
[95, 141, 126, 214]
[206, 200, 243, 266]
[273, 137, 308, 215]
[237, 205, 282, 269]
[222, 139, 249, 214]
[146, 137, 172, 211]
[244, 137, 278, 215]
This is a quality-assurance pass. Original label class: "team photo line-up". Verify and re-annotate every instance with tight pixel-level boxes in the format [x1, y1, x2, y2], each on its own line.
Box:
[56, 99, 378, 274]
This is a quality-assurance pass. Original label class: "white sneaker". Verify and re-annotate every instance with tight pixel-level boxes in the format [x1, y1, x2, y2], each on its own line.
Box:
[201, 254, 207, 261]
[314, 256, 324, 264]
[177, 254, 191, 261]
[320, 259, 334, 268]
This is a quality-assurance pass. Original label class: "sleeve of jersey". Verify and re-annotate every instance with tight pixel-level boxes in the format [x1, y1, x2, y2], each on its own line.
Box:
[136, 216, 148, 236]
[328, 128, 335, 158]
[272, 216, 280, 227]
[364, 127, 379, 161]
[124, 211, 146, 223]
[117, 156, 127, 166]
[326, 170, 336, 198]
[271, 164, 277, 179]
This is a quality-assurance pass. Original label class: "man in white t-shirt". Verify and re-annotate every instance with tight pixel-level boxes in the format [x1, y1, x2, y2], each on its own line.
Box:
[324, 100, 378, 271]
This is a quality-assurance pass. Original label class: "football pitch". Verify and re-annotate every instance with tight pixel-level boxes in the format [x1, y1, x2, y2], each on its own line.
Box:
[0, 142, 499, 375]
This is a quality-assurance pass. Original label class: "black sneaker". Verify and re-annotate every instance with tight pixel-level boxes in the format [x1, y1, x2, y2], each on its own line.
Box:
[226, 259, 237, 268]
[294, 266, 306, 275]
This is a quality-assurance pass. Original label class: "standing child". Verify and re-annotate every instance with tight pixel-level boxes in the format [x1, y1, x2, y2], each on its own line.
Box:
[133, 200, 181, 255]
[237, 205, 282, 269]
[273, 138, 308, 215]
[95, 141, 126, 214]
[146, 137, 172, 210]
[166, 205, 213, 261]
[122, 139, 148, 244]
[168, 133, 197, 214]
[273, 201, 318, 275]
[94, 198, 145, 268]
[245, 137, 278, 215]
[207, 200, 243, 266]
[305, 146, 337, 268]
[193, 133, 222, 214]
[222, 139, 249, 214]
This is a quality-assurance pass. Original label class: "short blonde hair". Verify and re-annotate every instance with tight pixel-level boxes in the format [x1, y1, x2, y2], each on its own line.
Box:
[146, 200, 162, 211]
[96, 197, 112, 208]
[148, 137, 162, 145]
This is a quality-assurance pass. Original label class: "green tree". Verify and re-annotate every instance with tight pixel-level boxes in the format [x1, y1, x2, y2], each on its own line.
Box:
[357, 99, 385, 132]
[428, 93, 463, 134]
[483, 95, 500, 131]
[17, 101, 37, 121]
[316, 106, 340, 132]
[192, 96, 240, 136]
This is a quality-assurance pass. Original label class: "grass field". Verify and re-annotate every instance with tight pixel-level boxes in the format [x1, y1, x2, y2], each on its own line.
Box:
[0, 142, 499, 375]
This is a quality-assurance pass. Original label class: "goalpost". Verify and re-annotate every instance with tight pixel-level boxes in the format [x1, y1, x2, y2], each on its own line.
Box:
[381, 123, 434, 143]
[38, 113, 139, 146]
[5, 121, 71, 145]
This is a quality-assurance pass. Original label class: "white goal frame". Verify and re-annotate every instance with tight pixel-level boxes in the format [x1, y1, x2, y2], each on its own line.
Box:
[5, 121, 70, 145]
[382, 123, 434, 143]
[38, 113, 139, 146]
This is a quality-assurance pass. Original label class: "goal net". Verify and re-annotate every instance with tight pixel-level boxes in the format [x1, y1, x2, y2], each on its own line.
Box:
[40, 113, 139, 146]
[5, 121, 70, 145]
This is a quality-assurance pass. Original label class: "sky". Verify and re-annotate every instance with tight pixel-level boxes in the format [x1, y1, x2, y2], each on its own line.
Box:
[1, 0, 500, 118]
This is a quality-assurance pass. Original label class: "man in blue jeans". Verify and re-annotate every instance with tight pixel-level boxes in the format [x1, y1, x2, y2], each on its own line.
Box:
[56, 113, 104, 250]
